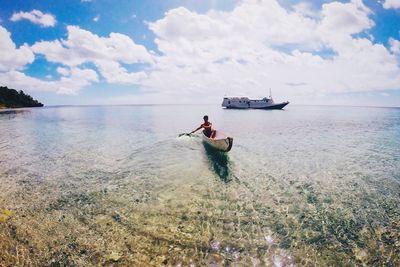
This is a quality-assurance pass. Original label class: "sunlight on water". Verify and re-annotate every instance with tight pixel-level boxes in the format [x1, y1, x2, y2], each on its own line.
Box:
[0, 105, 399, 266]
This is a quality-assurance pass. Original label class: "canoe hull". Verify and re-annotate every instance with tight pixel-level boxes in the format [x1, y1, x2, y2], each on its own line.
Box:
[202, 132, 233, 152]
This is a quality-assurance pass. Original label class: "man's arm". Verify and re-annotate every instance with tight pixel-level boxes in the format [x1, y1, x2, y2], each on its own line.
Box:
[190, 125, 203, 134]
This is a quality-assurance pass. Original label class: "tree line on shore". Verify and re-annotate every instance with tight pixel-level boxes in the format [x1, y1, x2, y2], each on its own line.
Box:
[0, 86, 43, 108]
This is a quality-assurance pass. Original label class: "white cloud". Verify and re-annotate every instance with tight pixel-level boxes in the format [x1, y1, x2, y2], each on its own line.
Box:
[292, 2, 319, 18]
[56, 67, 70, 76]
[139, 0, 400, 103]
[382, 0, 400, 9]
[57, 68, 98, 94]
[389, 38, 400, 54]
[93, 14, 100, 22]
[10, 9, 56, 27]
[319, 0, 374, 37]
[95, 60, 147, 84]
[0, 26, 34, 71]
[0, 68, 98, 95]
[0, 26, 97, 94]
[31, 26, 153, 85]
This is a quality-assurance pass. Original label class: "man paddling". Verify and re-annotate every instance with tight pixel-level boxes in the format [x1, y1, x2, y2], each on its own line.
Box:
[191, 115, 216, 138]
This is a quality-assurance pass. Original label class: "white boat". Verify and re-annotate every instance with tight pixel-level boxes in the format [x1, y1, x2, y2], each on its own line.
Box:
[202, 132, 233, 152]
[222, 90, 289, 110]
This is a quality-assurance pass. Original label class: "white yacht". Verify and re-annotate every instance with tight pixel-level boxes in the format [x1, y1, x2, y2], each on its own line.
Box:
[222, 90, 289, 110]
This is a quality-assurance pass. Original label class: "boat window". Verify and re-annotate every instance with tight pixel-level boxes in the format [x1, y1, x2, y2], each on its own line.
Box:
[228, 101, 230, 104]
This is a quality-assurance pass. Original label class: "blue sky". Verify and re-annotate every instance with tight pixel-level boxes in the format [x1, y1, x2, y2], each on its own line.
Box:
[0, 0, 400, 106]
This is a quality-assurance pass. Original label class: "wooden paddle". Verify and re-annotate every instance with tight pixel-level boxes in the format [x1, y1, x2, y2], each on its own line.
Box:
[178, 133, 192, 137]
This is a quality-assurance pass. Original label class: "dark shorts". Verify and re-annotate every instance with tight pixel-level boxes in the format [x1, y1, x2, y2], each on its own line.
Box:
[203, 129, 212, 138]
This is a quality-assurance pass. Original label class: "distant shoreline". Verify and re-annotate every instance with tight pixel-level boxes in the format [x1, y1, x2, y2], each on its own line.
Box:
[0, 86, 43, 108]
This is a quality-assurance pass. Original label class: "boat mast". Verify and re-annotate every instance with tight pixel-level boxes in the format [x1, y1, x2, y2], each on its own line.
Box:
[269, 88, 272, 99]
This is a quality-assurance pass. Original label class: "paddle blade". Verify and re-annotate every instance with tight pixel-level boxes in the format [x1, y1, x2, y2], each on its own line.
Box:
[178, 133, 191, 137]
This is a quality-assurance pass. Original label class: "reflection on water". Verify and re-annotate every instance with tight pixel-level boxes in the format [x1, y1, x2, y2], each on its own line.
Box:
[0, 105, 399, 266]
[203, 142, 232, 182]
[0, 108, 30, 118]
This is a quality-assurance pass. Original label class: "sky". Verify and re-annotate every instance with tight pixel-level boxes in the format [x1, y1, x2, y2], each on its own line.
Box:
[0, 0, 400, 107]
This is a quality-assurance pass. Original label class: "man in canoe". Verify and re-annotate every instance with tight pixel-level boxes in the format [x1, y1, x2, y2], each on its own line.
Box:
[191, 115, 216, 138]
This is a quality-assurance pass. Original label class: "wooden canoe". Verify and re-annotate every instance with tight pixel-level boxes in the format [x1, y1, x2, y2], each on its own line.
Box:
[202, 131, 233, 152]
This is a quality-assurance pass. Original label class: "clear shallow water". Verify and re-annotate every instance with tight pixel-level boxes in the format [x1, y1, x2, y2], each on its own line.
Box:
[0, 105, 399, 266]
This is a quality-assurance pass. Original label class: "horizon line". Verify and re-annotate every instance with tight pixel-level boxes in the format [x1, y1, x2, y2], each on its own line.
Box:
[39, 103, 400, 109]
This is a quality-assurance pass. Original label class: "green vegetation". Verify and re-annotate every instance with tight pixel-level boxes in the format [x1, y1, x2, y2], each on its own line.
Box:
[0, 86, 43, 108]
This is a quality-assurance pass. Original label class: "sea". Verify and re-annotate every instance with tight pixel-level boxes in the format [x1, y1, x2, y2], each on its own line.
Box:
[0, 105, 399, 266]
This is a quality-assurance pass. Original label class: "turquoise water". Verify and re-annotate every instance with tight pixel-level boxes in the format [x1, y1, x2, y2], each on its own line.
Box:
[0, 105, 399, 266]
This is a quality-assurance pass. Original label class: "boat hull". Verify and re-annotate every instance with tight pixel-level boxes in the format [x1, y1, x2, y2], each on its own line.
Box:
[224, 101, 289, 110]
[202, 132, 233, 152]
[252, 101, 289, 110]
